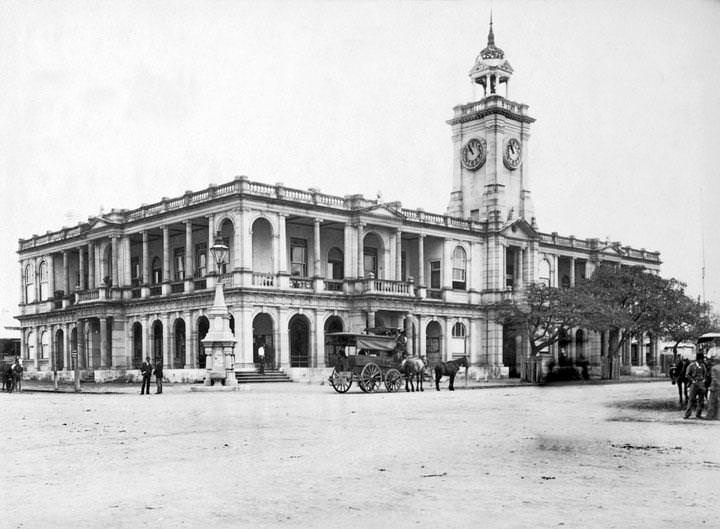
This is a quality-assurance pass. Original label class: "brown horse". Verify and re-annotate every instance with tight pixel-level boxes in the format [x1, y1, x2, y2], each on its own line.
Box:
[434, 356, 468, 391]
[401, 356, 426, 392]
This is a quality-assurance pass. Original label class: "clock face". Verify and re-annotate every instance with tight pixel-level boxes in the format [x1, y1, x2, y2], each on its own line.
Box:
[503, 137, 522, 170]
[461, 137, 486, 171]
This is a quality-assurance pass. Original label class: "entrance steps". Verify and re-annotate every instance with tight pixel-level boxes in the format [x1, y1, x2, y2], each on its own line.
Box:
[235, 369, 293, 384]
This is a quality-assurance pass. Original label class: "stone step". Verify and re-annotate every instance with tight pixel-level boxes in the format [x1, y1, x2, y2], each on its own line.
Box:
[235, 370, 293, 384]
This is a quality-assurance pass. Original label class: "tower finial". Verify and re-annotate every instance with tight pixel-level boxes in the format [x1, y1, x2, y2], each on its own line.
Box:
[488, 11, 495, 46]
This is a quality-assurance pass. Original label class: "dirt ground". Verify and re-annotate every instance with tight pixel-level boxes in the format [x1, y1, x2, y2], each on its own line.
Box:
[2, 380, 717, 529]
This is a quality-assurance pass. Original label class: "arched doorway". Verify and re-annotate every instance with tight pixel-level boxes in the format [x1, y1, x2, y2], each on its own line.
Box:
[426, 321, 442, 368]
[152, 320, 163, 365]
[324, 316, 344, 366]
[197, 316, 209, 368]
[502, 323, 520, 378]
[132, 322, 143, 368]
[253, 313, 275, 369]
[54, 329, 64, 371]
[174, 319, 186, 369]
[289, 314, 310, 367]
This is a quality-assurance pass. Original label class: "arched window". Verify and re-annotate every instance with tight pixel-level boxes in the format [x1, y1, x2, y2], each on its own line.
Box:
[40, 330, 50, 359]
[25, 330, 35, 360]
[539, 259, 551, 287]
[24, 263, 35, 303]
[452, 246, 467, 290]
[152, 257, 162, 284]
[38, 261, 49, 300]
[451, 322, 466, 337]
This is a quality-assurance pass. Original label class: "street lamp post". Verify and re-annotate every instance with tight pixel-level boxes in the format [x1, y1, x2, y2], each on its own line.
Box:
[202, 232, 237, 386]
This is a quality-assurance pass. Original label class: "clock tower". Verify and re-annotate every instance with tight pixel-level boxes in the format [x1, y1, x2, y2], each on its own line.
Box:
[446, 19, 535, 226]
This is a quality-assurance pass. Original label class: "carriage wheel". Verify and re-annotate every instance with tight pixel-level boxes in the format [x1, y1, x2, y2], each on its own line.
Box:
[384, 368, 402, 393]
[359, 363, 382, 393]
[329, 369, 352, 393]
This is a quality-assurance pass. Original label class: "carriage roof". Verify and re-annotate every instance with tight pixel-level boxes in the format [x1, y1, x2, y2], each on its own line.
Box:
[325, 332, 398, 352]
[698, 333, 720, 344]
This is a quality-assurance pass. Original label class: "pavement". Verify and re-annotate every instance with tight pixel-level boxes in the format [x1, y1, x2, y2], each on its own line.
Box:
[12, 373, 670, 394]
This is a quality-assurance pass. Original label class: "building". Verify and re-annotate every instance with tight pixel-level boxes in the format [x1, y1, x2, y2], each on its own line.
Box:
[16, 23, 661, 383]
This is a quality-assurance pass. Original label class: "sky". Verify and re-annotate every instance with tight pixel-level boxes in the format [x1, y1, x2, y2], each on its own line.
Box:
[1, 0, 719, 331]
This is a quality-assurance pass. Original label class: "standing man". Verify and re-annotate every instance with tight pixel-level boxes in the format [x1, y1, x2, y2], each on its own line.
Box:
[140, 356, 152, 395]
[257, 341, 265, 375]
[153, 358, 163, 394]
[684, 352, 708, 419]
[705, 356, 720, 420]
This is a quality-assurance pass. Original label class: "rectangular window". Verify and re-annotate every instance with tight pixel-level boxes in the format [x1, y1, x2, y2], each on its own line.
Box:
[452, 266, 465, 284]
[470, 209, 480, 221]
[430, 260, 441, 289]
[195, 243, 207, 278]
[131, 257, 141, 285]
[174, 248, 185, 280]
[290, 238, 307, 277]
[401, 251, 407, 281]
[363, 247, 377, 277]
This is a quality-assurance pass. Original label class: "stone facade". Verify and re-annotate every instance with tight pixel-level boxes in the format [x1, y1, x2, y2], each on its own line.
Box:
[16, 24, 661, 383]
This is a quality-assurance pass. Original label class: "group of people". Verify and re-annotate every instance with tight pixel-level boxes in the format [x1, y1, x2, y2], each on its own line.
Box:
[672, 352, 720, 420]
[2, 356, 23, 393]
[140, 357, 163, 395]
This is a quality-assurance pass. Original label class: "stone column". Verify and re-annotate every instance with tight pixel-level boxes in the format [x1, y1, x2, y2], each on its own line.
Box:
[312, 309, 322, 368]
[77, 320, 86, 370]
[62, 251, 69, 295]
[569, 257, 576, 287]
[162, 314, 171, 368]
[143, 315, 150, 363]
[186, 311, 197, 369]
[64, 323, 72, 371]
[417, 316, 426, 357]
[207, 214, 215, 274]
[395, 230, 402, 281]
[162, 226, 170, 294]
[111, 236, 119, 287]
[278, 308, 290, 368]
[313, 218, 322, 277]
[356, 223, 365, 278]
[343, 223, 353, 279]
[120, 235, 131, 287]
[78, 248, 85, 290]
[418, 235, 426, 290]
[88, 242, 96, 290]
[99, 317, 108, 368]
[278, 214, 287, 273]
[142, 231, 149, 285]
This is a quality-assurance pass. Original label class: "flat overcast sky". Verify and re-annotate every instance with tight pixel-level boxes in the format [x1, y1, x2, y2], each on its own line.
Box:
[1, 0, 719, 330]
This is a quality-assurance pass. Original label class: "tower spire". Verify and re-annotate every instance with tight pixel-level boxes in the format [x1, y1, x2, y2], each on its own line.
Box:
[488, 11, 495, 47]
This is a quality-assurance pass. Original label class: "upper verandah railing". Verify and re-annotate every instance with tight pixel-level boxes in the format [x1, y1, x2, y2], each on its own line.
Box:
[18, 176, 661, 264]
[19, 176, 475, 250]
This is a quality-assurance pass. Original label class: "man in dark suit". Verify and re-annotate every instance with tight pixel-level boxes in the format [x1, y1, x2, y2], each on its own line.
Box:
[684, 353, 708, 419]
[153, 358, 163, 394]
[140, 356, 152, 395]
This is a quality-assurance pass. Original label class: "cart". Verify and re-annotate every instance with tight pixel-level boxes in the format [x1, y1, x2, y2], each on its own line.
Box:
[326, 331, 405, 393]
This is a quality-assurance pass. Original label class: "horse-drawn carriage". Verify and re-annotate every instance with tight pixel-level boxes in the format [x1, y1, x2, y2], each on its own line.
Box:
[326, 330, 406, 393]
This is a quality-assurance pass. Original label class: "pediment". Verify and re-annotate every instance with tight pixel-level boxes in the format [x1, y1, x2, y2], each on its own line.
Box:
[599, 244, 625, 257]
[360, 203, 405, 220]
[500, 218, 538, 240]
[87, 214, 123, 231]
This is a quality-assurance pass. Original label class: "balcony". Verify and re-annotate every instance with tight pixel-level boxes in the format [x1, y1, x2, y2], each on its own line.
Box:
[289, 276, 312, 289]
[252, 273, 274, 287]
